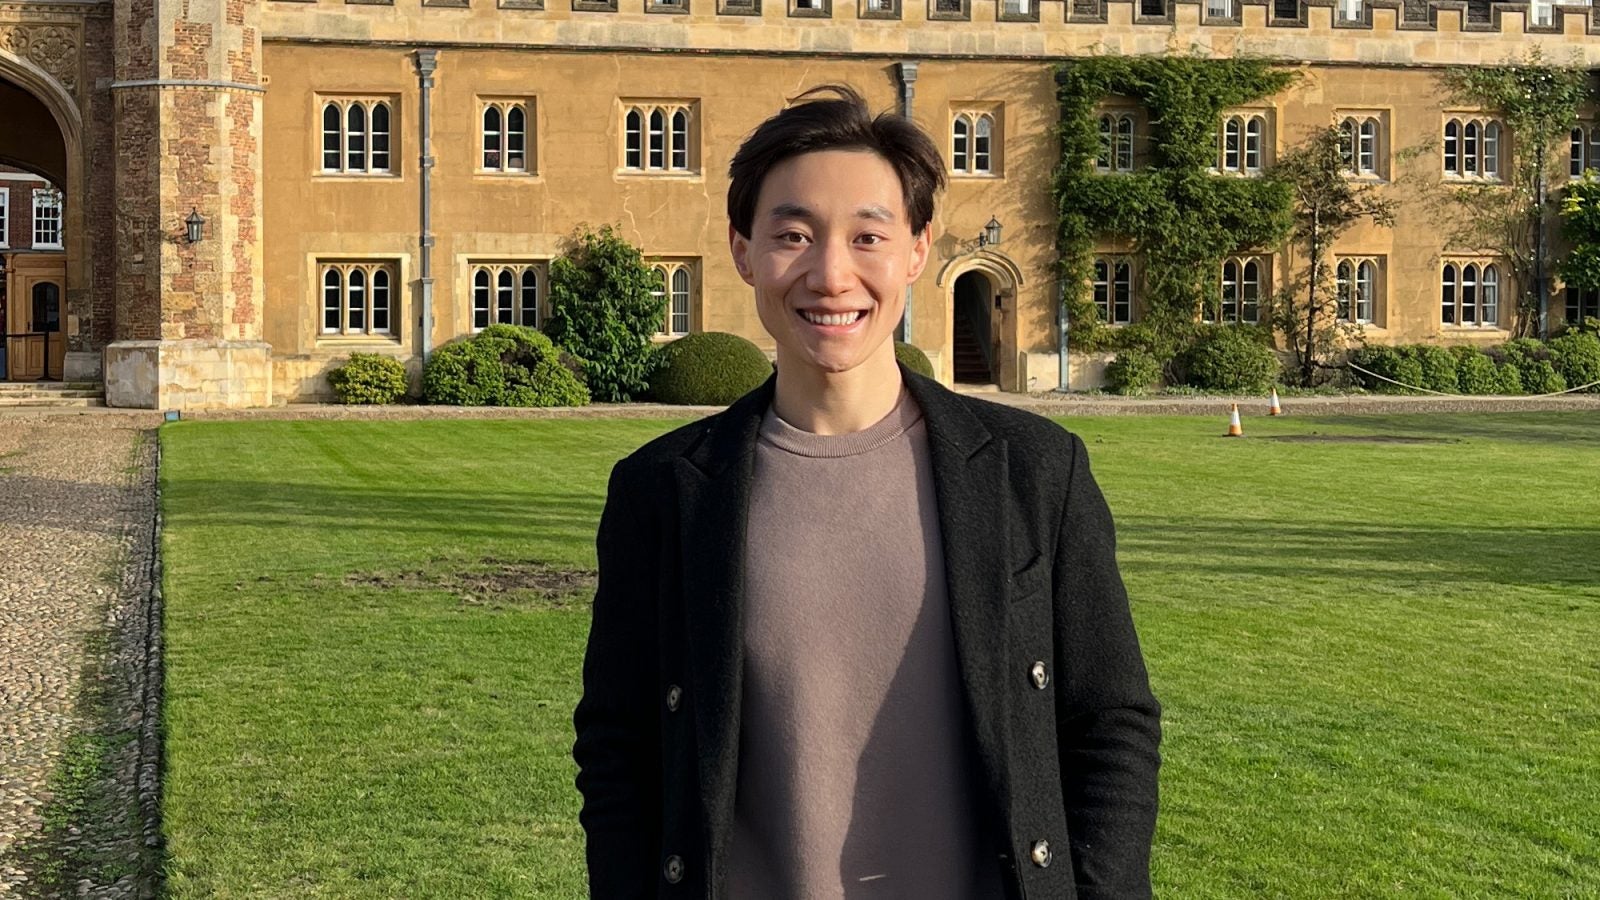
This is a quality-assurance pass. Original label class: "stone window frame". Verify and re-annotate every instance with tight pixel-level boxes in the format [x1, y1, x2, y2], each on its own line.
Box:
[789, 0, 830, 16]
[647, 0, 690, 13]
[319, 261, 400, 340]
[572, 0, 617, 12]
[468, 260, 549, 333]
[1202, 0, 1240, 24]
[928, 0, 970, 20]
[1091, 255, 1136, 325]
[859, 0, 899, 18]
[1569, 122, 1600, 180]
[1337, 110, 1388, 180]
[317, 96, 397, 177]
[951, 106, 1003, 177]
[1267, 0, 1306, 25]
[1333, 0, 1369, 25]
[1208, 255, 1269, 324]
[717, 0, 761, 15]
[1567, 285, 1600, 325]
[31, 187, 62, 250]
[0, 187, 8, 248]
[1440, 259, 1503, 329]
[1216, 110, 1273, 175]
[1442, 114, 1506, 183]
[1095, 108, 1140, 173]
[498, 0, 544, 10]
[1334, 255, 1384, 326]
[1134, 0, 1173, 23]
[998, 0, 1039, 21]
[620, 101, 701, 176]
[648, 259, 699, 338]
[479, 98, 537, 175]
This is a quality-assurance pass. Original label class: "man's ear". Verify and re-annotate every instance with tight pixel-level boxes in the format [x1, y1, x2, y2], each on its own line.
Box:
[729, 224, 755, 286]
[905, 226, 933, 284]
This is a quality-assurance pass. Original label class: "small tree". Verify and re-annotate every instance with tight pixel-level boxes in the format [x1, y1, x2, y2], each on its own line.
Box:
[546, 225, 666, 402]
[1269, 126, 1398, 386]
[1560, 173, 1600, 333]
[1441, 48, 1593, 337]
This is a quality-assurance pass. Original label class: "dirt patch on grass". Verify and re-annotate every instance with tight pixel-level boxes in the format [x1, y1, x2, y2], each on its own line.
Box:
[1265, 434, 1457, 444]
[339, 557, 597, 610]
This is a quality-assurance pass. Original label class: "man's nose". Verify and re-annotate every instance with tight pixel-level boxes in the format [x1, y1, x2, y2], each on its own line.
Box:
[804, 237, 857, 297]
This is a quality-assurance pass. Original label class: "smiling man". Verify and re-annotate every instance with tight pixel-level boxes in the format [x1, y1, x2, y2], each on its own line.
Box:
[573, 85, 1161, 900]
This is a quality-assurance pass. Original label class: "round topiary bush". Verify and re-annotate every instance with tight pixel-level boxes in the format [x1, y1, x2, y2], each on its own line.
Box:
[327, 352, 409, 405]
[1547, 332, 1600, 392]
[1453, 346, 1501, 395]
[1105, 349, 1162, 396]
[1181, 327, 1279, 394]
[423, 324, 590, 407]
[1415, 344, 1460, 394]
[895, 341, 935, 379]
[648, 332, 773, 405]
[1501, 338, 1566, 395]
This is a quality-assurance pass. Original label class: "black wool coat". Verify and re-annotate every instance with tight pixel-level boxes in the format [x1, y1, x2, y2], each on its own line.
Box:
[572, 367, 1161, 900]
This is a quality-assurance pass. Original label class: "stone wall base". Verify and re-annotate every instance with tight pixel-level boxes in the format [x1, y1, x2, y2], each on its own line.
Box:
[273, 347, 419, 403]
[104, 340, 274, 410]
[64, 351, 103, 382]
[1022, 350, 1112, 392]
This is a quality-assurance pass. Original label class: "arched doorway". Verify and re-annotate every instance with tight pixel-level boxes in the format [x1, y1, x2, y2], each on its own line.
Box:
[952, 270, 997, 384]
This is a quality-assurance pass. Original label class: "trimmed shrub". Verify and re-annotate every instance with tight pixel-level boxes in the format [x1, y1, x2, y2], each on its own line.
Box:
[1454, 346, 1501, 395]
[545, 225, 667, 402]
[422, 324, 590, 407]
[895, 342, 936, 379]
[1415, 344, 1460, 394]
[327, 353, 408, 405]
[1105, 349, 1163, 396]
[1351, 344, 1423, 393]
[1501, 338, 1567, 395]
[1547, 332, 1600, 392]
[1180, 326, 1279, 394]
[648, 332, 773, 405]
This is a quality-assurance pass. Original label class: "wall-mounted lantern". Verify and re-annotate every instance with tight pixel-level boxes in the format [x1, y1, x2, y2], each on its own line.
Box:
[978, 216, 1003, 248]
[185, 208, 206, 244]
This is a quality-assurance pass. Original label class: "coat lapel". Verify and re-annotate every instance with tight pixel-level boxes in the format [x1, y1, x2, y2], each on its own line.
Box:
[674, 376, 773, 869]
[902, 371, 1016, 819]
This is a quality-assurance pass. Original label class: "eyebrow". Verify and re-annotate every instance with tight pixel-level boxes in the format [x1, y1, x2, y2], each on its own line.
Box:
[768, 203, 898, 223]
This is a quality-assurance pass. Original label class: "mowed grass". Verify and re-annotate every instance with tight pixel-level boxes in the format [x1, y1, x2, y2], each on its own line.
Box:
[158, 412, 1600, 898]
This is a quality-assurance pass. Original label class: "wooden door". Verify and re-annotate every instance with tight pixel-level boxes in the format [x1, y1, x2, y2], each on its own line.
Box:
[5, 263, 64, 381]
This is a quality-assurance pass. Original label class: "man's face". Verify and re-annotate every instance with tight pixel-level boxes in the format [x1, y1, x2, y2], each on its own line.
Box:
[730, 149, 931, 379]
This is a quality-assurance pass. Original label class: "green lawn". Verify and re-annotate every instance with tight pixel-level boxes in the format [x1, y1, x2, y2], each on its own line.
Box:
[159, 412, 1600, 898]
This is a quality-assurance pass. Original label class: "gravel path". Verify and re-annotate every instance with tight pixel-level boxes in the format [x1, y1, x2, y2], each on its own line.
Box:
[0, 415, 162, 899]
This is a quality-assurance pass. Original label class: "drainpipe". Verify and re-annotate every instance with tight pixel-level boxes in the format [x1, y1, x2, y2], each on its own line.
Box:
[1535, 142, 1548, 338]
[415, 49, 438, 365]
[1057, 279, 1070, 392]
[895, 60, 918, 346]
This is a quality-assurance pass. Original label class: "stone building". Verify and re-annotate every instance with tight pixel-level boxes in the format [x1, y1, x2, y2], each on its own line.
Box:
[1, 0, 1597, 406]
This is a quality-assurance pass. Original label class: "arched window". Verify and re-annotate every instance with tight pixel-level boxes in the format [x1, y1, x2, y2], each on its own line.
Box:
[497, 269, 515, 324]
[1355, 260, 1374, 323]
[1092, 259, 1110, 320]
[1336, 259, 1354, 321]
[974, 115, 993, 173]
[1358, 119, 1377, 174]
[507, 105, 527, 171]
[322, 104, 341, 171]
[625, 110, 643, 169]
[1244, 117, 1263, 171]
[370, 102, 390, 172]
[1223, 117, 1242, 171]
[520, 268, 539, 328]
[1339, 118, 1356, 169]
[1461, 263, 1478, 325]
[1482, 122, 1500, 179]
[323, 268, 342, 333]
[955, 115, 972, 171]
[473, 268, 491, 331]
[1116, 115, 1134, 171]
[1112, 260, 1132, 324]
[346, 104, 367, 172]
[651, 266, 669, 334]
[483, 106, 503, 169]
[1219, 258, 1239, 322]
[347, 268, 367, 331]
[1095, 115, 1112, 170]
[1573, 127, 1586, 178]
[372, 269, 390, 333]
[670, 268, 691, 335]
[1463, 121, 1479, 176]
[1241, 259, 1260, 322]
[1441, 263, 1458, 324]
[648, 110, 666, 169]
[1480, 264, 1499, 327]
[1444, 120, 1460, 176]
[671, 110, 690, 170]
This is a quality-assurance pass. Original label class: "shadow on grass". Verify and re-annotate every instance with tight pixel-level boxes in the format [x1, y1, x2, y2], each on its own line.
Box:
[1299, 413, 1600, 447]
[1120, 517, 1600, 589]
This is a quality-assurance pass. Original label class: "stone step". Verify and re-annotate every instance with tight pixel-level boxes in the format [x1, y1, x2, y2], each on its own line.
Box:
[0, 397, 106, 408]
[0, 391, 104, 400]
[0, 381, 103, 392]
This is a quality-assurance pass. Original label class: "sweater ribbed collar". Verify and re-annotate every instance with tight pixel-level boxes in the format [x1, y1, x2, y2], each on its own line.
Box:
[758, 389, 923, 459]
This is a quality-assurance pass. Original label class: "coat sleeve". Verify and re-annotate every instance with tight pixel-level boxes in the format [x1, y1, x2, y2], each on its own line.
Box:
[1052, 433, 1162, 900]
[573, 460, 663, 898]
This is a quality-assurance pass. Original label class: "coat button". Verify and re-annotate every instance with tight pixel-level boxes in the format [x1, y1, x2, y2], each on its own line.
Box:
[1030, 839, 1052, 868]
[1030, 661, 1049, 690]
[666, 684, 683, 712]
[664, 853, 685, 884]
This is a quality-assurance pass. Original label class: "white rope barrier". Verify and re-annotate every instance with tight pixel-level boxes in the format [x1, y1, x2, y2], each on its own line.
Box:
[1345, 361, 1600, 399]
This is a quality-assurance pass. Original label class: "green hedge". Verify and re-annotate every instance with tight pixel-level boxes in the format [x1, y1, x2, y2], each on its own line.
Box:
[1500, 339, 1567, 395]
[647, 332, 773, 405]
[895, 342, 936, 379]
[327, 353, 409, 405]
[1453, 346, 1500, 395]
[1547, 332, 1600, 392]
[1106, 349, 1162, 396]
[422, 325, 590, 407]
[1180, 327, 1280, 394]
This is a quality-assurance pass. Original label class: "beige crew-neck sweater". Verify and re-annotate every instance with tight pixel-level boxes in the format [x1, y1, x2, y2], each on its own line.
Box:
[728, 390, 1002, 900]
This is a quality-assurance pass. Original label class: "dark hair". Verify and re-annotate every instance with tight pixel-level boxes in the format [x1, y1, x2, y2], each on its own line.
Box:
[727, 84, 946, 239]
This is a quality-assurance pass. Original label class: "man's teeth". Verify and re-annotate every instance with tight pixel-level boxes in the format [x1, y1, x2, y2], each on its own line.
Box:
[802, 311, 862, 326]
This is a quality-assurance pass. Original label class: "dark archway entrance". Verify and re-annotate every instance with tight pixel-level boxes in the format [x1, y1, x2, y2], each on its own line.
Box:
[952, 270, 996, 384]
[0, 75, 71, 382]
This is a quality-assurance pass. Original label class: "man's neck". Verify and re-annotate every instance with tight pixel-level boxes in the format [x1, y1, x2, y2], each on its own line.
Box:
[771, 347, 904, 436]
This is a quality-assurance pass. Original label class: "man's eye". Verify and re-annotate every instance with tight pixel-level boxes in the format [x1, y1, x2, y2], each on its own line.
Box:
[857, 234, 884, 245]
[777, 232, 809, 244]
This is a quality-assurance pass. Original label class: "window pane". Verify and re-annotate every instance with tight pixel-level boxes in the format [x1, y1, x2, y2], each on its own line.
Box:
[671, 110, 689, 170]
[1220, 259, 1238, 322]
[347, 104, 367, 172]
[1483, 122, 1499, 179]
[671, 268, 690, 335]
[323, 104, 341, 170]
[625, 110, 643, 168]
[372, 269, 390, 333]
[1359, 120, 1376, 173]
[975, 116, 992, 173]
[1116, 116, 1133, 171]
[1245, 118, 1262, 170]
[1356, 261, 1373, 322]
[1224, 118, 1240, 170]
[484, 106, 502, 169]
[521, 269, 539, 328]
[1442, 264, 1457, 324]
[1444, 120, 1459, 175]
[349, 268, 366, 331]
[1481, 265, 1498, 327]
[508, 106, 527, 171]
[955, 116, 970, 171]
[1337, 260, 1352, 320]
[652, 267, 669, 333]
[1242, 260, 1259, 322]
[1114, 262, 1132, 324]
[1339, 119, 1355, 169]
[371, 103, 390, 172]
[1093, 260, 1109, 320]
[1463, 121, 1479, 175]
[497, 269, 514, 324]
[649, 110, 665, 169]
[1573, 128, 1585, 178]
[1462, 263, 1477, 324]
[474, 269, 491, 330]
[323, 269, 342, 332]
[1096, 116, 1111, 169]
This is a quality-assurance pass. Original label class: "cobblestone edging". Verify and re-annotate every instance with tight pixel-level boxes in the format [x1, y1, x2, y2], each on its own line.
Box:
[0, 420, 162, 900]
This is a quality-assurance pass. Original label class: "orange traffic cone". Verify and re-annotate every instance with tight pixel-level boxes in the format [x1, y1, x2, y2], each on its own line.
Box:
[1224, 404, 1244, 437]
[1269, 388, 1283, 416]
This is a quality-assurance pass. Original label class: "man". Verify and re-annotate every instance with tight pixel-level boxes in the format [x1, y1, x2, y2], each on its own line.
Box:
[573, 85, 1161, 900]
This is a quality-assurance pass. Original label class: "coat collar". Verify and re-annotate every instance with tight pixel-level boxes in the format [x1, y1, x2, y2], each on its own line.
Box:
[674, 364, 1015, 871]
